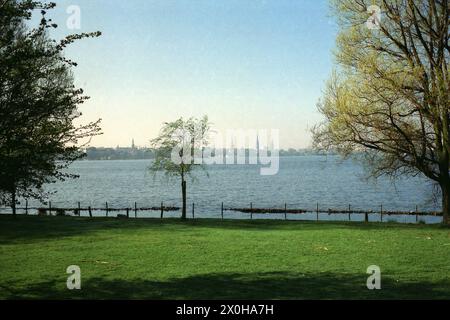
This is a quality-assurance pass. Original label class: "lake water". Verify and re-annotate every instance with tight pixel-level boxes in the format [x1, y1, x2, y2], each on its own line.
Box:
[10, 156, 443, 223]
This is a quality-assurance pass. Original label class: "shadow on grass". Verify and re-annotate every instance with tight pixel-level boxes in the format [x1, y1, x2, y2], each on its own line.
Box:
[0, 215, 442, 245]
[2, 271, 449, 300]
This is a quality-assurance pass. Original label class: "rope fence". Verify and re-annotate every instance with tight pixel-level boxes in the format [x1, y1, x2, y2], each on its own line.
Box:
[0, 200, 442, 224]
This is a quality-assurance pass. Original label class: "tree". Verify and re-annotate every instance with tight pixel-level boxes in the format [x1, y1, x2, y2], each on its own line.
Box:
[150, 116, 210, 219]
[0, 0, 102, 214]
[313, 0, 450, 224]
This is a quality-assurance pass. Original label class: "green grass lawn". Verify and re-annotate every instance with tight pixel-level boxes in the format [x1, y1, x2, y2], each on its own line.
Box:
[0, 215, 449, 299]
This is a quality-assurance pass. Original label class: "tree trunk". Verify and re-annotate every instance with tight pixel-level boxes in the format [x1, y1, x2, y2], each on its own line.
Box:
[10, 189, 16, 216]
[181, 180, 187, 219]
[440, 181, 450, 225]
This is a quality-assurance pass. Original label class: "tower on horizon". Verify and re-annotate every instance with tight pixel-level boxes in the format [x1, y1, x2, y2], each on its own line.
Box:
[131, 138, 136, 149]
[256, 133, 260, 159]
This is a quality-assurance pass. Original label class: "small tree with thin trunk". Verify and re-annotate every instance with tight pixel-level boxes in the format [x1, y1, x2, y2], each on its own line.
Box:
[150, 116, 210, 219]
[313, 0, 450, 225]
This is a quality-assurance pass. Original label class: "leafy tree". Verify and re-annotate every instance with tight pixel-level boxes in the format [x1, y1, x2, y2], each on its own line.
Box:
[150, 116, 210, 219]
[0, 0, 102, 214]
[313, 0, 450, 224]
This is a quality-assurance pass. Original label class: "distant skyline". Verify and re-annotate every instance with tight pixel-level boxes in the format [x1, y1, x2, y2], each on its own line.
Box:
[44, 0, 338, 149]
[88, 138, 319, 150]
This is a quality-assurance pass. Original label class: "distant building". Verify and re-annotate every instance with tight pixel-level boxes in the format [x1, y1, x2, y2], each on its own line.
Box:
[85, 140, 155, 160]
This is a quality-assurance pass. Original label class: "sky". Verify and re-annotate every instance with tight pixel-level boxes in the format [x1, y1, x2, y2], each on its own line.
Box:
[42, 0, 338, 149]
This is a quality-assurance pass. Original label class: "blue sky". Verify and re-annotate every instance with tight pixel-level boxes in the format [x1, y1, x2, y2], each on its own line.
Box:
[43, 0, 337, 148]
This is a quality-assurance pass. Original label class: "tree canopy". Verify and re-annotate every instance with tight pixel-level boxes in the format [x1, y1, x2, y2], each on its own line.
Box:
[313, 0, 450, 224]
[0, 0, 102, 212]
[150, 116, 210, 219]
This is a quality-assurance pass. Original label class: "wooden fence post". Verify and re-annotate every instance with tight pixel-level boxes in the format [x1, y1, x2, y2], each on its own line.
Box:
[380, 204, 383, 222]
[192, 203, 195, 219]
[348, 204, 351, 221]
[284, 203, 287, 220]
[316, 203, 319, 221]
[250, 202, 253, 220]
[49, 201, 52, 216]
[135, 202, 137, 218]
[416, 205, 418, 222]
[160, 202, 163, 219]
[106, 202, 109, 217]
[88, 206, 92, 218]
[25, 200, 28, 215]
[221, 202, 224, 220]
[78, 202, 81, 214]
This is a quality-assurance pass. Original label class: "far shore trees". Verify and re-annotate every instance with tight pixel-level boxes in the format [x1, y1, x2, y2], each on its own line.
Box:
[0, 1, 102, 214]
[313, 0, 450, 225]
[150, 116, 210, 219]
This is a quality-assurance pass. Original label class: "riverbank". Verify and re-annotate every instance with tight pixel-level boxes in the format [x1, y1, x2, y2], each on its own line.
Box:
[0, 215, 449, 299]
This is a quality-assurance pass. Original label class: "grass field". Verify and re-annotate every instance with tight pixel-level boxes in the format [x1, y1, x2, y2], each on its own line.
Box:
[0, 215, 449, 299]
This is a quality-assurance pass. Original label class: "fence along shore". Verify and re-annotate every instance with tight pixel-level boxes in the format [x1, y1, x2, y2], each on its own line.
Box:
[0, 200, 442, 223]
